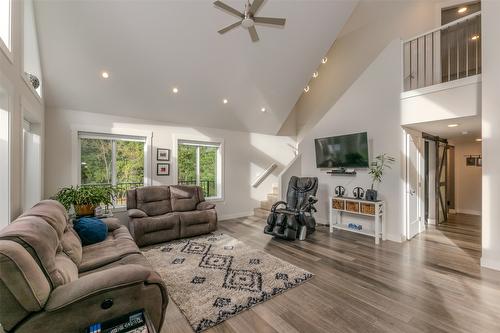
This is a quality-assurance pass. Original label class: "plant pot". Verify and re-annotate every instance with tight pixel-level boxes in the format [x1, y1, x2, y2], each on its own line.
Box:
[75, 204, 96, 217]
[365, 189, 378, 201]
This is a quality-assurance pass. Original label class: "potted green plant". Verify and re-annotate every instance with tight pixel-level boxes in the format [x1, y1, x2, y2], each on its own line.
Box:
[366, 154, 395, 201]
[53, 185, 117, 216]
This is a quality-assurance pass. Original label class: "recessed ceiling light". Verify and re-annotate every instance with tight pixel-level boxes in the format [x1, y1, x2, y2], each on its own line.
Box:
[261, 107, 266, 112]
[476, 138, 483, 142]
[223, 98, 228, 104]
[471, 35, 480, 41]
[312, 71, 319, 78]
[304, 85, 310, 93]
[448, 124, 459, 128]
[321, 57, 328, 64]
[101, 71, 109, 79]
[172, 87, 179, 94]
[462, 131, 469, 135]
[458, 7, 467, 13]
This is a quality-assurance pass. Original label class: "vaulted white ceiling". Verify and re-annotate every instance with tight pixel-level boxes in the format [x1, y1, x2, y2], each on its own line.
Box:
[35, 0, 356, 134]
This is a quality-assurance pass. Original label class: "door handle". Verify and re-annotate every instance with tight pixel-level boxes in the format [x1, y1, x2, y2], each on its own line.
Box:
[408, 189, 416, 196]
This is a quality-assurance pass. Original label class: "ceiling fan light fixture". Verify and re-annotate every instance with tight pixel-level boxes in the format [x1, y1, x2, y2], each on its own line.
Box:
[241, 18, 255, 29]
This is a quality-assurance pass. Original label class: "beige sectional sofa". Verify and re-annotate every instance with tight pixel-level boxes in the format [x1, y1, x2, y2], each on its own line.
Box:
[127, 185, 218, 247]
[0, 200, 168, 332]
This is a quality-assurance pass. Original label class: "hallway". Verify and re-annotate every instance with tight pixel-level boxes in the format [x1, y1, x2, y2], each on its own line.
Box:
[415, 213, 482, 273]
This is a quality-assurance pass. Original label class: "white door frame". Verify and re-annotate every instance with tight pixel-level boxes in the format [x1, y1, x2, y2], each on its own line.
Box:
[405, 129, 426, 240]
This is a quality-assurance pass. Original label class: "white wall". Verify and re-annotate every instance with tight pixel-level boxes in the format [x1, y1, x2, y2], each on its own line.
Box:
[44, 108, 296, 222]
[0, 0, 44, 221]
[450, 141, 482, 216]
[481, 0, 500, 271]
[401, 77, 481, 126]
[299, 40, 405, 242]
[281, 0, 438, 140]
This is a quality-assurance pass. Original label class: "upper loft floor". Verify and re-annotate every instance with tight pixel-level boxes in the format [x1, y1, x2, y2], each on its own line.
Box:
[401, 2, 482, 126]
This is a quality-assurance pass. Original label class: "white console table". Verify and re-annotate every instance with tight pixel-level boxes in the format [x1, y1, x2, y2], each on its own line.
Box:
[329, 196, 385, 244]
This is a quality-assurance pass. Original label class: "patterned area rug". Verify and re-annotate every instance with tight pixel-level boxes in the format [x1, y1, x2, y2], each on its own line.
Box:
[142, 233, 313, 332]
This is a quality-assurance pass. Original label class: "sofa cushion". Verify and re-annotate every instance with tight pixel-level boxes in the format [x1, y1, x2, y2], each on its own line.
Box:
[136, 186, 172, 216]
[0, 216, 66, 288]
[61, 227, 82, 266]
[197, 201, 216, 211]
[54, 253, 78, 284]
[79, 226, 141, 273]
[74, 217, 108, 246]
[170, 185, 202, 212]
[79, 253, 152, 276]
[176, 210, 214, 227]
[0, 240, 51, 311]
[19, 200, 68, 239]
[136, 213, 179, 234]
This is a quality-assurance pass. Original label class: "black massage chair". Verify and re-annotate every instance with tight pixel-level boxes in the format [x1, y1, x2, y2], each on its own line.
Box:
[264, 176, 319, 240]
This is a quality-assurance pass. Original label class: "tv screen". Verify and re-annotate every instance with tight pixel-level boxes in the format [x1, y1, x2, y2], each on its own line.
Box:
[314, 132, 369, 168]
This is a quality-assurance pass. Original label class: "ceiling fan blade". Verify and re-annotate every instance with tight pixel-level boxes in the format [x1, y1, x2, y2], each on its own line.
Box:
[254, 17, 286, 26]
[249, 26, 259, 42]
[213, 1, 244, 18]
[250, 0, 264, 15]
[218, 21, 242, 34]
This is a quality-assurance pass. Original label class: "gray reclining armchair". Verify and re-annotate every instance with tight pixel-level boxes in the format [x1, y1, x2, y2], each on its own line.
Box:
[264, 176, 318, 240]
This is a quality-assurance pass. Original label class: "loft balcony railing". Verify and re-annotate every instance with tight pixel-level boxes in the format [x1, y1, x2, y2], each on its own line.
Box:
[402, 12, 481, 92]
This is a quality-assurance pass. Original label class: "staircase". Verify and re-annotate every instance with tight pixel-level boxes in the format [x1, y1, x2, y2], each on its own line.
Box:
[253, 185, 280, 219]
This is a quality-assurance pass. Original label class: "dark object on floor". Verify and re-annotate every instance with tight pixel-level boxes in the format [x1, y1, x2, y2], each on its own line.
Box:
[86, 309, 156, 333]
[365, 189, 378, 201]
[74, 217, 108, 245]
[264, 176, 318, 240]
[0, 200, 168, 332]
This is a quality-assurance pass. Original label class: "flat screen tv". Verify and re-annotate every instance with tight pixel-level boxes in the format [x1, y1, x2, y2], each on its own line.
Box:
[314, 132, 369, 168]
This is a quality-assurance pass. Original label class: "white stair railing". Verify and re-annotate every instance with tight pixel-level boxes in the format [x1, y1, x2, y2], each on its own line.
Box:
[252, 163, 277, 188]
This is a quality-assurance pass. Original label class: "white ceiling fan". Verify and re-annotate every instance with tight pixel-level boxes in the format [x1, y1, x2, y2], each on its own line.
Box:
[214, 0, 286, 42]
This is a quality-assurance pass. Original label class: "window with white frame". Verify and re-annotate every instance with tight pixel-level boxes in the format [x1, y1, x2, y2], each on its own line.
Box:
[78, 132, 147, 206]
[23, 120, 41, 210]
[0, 0, 12, 54]
[0, 87, 10, 227]
[177, 140, 223, 199]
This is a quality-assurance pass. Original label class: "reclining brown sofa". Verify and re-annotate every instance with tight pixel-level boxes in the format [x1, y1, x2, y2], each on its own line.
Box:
[0, 200, 168, 332]
[127, 185, 218, 247]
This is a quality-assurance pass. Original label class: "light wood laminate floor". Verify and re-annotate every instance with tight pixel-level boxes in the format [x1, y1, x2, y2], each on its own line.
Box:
[162, 214, 500, 333]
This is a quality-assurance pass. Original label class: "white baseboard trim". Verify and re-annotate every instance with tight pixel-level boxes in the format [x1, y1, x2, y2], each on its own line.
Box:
[481, 257, 500, 271]
[219, 211, 254, 221]
[386, 233, 405, 243]
[456, 209, 482, 216]
[427, 218, 437, 225]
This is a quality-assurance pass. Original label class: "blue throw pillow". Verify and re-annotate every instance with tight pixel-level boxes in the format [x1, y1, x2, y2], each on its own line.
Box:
[74, 217, 108, 246]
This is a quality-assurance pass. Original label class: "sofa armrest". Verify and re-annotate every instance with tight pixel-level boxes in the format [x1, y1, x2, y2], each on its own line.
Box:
[196, 201, 216, 211]
[45, 264, 164, 311]
[128, 208, 148, 218]
[101, 217, 122, 231]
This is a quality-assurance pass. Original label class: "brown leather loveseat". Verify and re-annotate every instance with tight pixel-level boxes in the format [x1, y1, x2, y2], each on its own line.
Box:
[0, 200, 168, 332]
[127, 185, 218, 247]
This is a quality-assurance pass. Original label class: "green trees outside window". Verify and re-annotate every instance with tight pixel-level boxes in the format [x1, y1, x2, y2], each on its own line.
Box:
[80, 135, 145, 205]
[178, 142, 219, 198]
